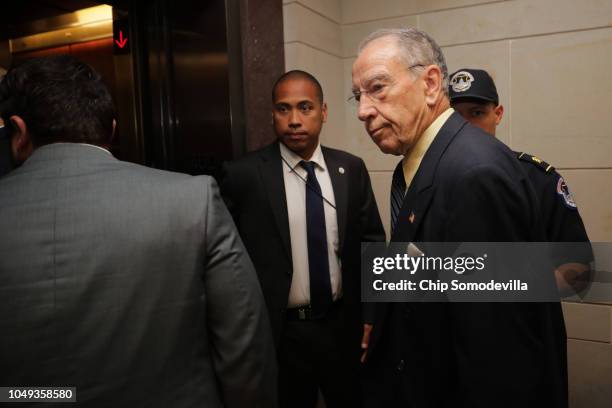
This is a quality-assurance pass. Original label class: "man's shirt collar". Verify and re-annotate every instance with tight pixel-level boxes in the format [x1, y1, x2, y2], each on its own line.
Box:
[279, 141, 326, 173]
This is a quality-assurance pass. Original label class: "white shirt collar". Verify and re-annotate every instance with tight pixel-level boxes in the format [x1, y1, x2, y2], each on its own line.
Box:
[279, 141, 326, 173]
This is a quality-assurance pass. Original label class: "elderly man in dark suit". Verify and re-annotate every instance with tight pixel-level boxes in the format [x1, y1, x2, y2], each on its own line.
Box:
[221, 70, 385, 408]
[0, 55, 276, 408]
[352, 28, 568, 407]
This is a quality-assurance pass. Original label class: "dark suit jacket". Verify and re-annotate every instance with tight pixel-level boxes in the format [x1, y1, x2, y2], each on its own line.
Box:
[221, 141, 385, 356]
[0, 144, 277, 408]
[366, 113, 567, 408]
[0, 126, 14, 178]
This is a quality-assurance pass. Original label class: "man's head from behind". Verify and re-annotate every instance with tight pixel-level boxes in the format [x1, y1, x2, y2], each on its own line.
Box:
[351, 28, 450, 156]
[448, 68, 503, 136]
[0, 55, 115, 163]
[272, 70, 327, 160]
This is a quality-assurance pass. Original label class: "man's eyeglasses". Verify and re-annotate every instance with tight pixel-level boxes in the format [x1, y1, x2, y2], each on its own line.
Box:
[348, 64, 424, 106]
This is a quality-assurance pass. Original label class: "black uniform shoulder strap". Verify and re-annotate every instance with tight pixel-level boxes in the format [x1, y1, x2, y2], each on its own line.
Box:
[517, 152, 555, 173]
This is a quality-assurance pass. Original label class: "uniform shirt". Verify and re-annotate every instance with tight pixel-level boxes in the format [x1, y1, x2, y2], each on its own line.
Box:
[517, 152, 592, 265]
[280, 142, 341, 308]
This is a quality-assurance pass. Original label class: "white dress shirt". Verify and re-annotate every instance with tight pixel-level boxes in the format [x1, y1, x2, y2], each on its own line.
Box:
[279, 142, 342, 308]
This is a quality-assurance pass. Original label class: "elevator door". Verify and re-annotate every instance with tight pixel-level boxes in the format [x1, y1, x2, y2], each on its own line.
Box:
[128, 0, 239, 178]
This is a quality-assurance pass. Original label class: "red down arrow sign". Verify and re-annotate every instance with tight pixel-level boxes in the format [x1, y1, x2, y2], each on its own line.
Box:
[115, 30, 128, 49]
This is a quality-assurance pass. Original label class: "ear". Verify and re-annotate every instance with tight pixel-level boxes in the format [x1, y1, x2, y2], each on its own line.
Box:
[10, 115, 34, 163]
[494, 104, 504, 125]
[321, 102, 328, 123]
[423, 65, 443, 106]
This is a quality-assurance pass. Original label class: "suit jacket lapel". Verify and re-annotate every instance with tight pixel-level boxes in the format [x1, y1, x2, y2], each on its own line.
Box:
[392, 112, 467, 242]
[369, 112, 467, 362]
[392, 185, 435, 243]
[323, 147, 348, 253]
[259, 143, 292, 264]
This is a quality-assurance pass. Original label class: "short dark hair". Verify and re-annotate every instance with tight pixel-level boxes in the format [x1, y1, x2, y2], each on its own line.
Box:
[0, 55, 115, 147]
[272, 70, 324, 104]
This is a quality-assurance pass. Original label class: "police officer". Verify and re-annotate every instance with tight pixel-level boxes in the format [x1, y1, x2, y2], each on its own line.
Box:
[449, 67, 592, 296]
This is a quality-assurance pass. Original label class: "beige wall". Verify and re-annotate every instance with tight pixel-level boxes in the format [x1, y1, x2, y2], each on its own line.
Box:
[283, 0, 346, 152]
[283, 1, 612, 406]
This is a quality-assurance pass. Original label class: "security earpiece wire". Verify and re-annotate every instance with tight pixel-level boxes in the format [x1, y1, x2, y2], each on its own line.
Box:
[281, 155, 337, 210]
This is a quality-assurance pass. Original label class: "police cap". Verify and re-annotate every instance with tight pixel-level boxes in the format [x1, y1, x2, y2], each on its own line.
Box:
[448, 68, 499, 105]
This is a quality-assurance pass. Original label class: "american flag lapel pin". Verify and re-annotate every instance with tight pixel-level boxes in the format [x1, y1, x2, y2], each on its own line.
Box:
[408, 211, 415, 224]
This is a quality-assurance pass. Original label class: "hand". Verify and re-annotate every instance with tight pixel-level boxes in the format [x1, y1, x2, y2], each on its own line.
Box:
[555, 262, 591, 297]
[361, 323, 373, 363]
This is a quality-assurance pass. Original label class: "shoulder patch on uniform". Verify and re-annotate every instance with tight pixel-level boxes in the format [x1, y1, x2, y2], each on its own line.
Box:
[517, 152, 554, 173]
[556, 177, 577, 209]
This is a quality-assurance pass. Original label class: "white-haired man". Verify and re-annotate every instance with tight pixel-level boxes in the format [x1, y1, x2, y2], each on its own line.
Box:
[352, 28, 567, 407]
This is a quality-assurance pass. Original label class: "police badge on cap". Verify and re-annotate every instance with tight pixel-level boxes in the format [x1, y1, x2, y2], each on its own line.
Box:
[448, 68, 499, 105]
[450, 71, 474, 93]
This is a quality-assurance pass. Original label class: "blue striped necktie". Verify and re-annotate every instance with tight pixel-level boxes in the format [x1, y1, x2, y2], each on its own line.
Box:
[300, 161, 332, 317]
[390, 160, 406, 234]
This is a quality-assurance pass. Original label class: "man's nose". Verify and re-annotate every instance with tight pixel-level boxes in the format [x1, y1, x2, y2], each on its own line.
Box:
[357, 96, 376, 122]
[289, 110, 301, 128]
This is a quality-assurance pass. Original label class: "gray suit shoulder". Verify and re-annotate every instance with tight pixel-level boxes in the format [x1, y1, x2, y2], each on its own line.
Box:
[115, 159, 216, 188]
[101, 160, 219, 225]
